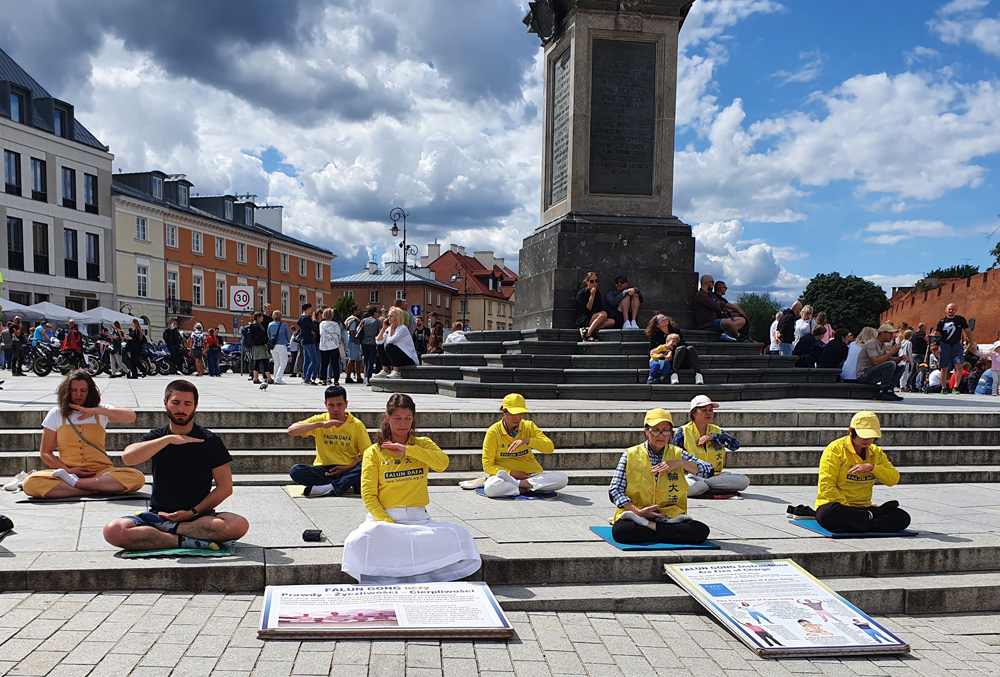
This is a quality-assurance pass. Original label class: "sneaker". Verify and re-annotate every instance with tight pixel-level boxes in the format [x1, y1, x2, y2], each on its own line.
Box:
[951, 389, 961, 395]
[694, 373, 704, 385]
[670, 373, 680, 385]
[720, 333, 737, 342]
[2, 478, 20, 492]
[386, 371, 402, 379]
[786, 504, 816, 520]
[646, 378, 657, 384]
[459, 476, 488, 490]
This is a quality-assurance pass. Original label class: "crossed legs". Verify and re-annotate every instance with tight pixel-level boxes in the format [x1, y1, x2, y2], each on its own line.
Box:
[103, 513, 250, 551]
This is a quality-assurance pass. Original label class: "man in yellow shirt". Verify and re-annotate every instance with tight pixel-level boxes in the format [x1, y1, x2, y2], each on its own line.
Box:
[814, 411, 910, 533]
[287, 385, 372, 497]
[481, 394, 569, 498]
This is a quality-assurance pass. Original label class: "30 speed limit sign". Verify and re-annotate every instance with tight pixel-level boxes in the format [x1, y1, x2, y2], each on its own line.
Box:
[230, 285, 254, 312]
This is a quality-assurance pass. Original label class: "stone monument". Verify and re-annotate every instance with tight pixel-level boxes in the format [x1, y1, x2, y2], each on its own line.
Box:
[515, 0, 697, 330]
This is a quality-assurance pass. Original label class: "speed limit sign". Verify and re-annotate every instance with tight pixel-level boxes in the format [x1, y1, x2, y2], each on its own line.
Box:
[230, 285, 254, 312]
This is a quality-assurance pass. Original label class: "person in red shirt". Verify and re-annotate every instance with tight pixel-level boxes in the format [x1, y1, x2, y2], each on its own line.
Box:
[60, 320, 85, 368]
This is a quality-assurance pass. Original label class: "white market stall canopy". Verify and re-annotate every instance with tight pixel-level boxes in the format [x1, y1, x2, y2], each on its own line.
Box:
[0, 298, 44, 321]
[79, 306, 144, 327]
[27, 301, 90, 323]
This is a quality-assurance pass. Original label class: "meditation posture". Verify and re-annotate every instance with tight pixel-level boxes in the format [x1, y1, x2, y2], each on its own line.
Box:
[103, 380, 250, 552]
[341, 394, 481, 583]
[481, 394, 568, 497]
[814, 411, 910, 534]
[287, 385, 372, 497]
[672, 395, 749, 497]
[23, 371, 145, 499]
[608, 408, 713, 545]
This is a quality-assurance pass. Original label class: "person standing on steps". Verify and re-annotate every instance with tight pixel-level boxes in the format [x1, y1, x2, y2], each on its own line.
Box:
[287, 385, 372, 497]
[608, 408, 713, 545]
[645, 313, 705, 385]
[934, 303, 972, 396]
[814, 411, 911, 534]
[575, 272, 615, 341]
[672, 395, 749, 497]
[606, 275, 644, 330]
[481, 394, 569, 497]
[103, 380, 250, 552]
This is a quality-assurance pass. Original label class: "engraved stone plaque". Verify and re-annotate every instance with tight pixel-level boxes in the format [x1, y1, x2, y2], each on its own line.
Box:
[588, 39, 656, 195]
[549, 48, 572, 206]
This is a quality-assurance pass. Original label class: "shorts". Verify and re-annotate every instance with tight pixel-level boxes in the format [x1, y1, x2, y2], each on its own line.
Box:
[939, 342, 965, 369]
[709, 318, 725, 333]
[192, 348, 203, 360]
[123, 509, 219, 527]
[608, 310, 625, 328]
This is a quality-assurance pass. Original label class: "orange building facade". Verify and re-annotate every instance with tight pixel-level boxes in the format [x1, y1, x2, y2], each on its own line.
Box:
[881, 271, 1000, 345]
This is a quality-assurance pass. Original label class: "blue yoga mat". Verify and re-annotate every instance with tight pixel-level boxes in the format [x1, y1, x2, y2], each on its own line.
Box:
[589, 526, 720, 550]
[790, 518, 918, 538]
[475, 487, 558, 500]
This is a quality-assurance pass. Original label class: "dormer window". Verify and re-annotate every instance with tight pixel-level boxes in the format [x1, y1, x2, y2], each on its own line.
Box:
[178, 185, 189, 207]
[53, 107, 66, 137]
[10, 92, 24, 124]
[225, 201, 233, 220]
[244, 206, 253, 226]
[151, 176, 163, 199]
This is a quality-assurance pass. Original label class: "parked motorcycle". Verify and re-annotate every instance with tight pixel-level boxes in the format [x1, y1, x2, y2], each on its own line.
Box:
[32, 339, 100, 377]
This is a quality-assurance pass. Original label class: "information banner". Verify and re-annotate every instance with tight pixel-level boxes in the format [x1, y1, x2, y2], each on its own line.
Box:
[665, 559, 908, 658]
[259, 582, 513, 639]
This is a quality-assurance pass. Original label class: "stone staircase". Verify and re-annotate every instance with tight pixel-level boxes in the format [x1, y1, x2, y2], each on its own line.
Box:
[369, 328, 881, 400]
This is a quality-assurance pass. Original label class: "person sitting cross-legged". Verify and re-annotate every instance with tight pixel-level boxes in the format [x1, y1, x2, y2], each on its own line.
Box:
[287, 385, 372, 497]
[608, 408, 712, 545]
[103, 380, 250, 552]
[672, 395, 749, 497]
[814, 411, 910, 534]
[482, 394, 568, 497]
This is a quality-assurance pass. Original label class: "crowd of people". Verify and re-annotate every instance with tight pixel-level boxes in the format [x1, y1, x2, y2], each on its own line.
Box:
[13, 370, 911, 581]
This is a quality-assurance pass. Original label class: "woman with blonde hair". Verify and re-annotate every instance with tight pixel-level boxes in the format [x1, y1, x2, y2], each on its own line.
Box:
[318, 308, 343, 386]
[341, 394, 481, 583]
[374, 307, 419, 379]
[794, 305, 816, 346]
[841, 327, 876, 383]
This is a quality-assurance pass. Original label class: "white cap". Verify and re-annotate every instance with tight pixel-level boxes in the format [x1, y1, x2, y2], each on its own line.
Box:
[689, 395, 720, 411]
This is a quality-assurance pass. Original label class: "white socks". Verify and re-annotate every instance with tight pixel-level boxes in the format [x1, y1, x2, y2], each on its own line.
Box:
[307, 484, 334, 496]
[52, 468, 79, 487]
[619, 510, 650, 527]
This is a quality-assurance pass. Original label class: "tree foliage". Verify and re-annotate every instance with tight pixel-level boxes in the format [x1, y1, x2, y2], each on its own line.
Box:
[799, 273, 890, 335]
[990, 241, 1000, 270]
[333, 294, 357, 320]
[735, 293, 782, 343]
[925, 265, 979, 280]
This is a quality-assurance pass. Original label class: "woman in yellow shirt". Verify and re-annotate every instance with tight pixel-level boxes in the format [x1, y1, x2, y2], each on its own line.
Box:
[341, 394, 481, 583]
[481, 393, 568, 497]
[814, 411, 910, 533]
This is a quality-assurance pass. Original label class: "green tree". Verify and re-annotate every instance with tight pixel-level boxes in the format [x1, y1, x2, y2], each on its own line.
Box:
[735, 292, 781, 343]
[990, 241, 1000, 270]
[924, 265, 979, 280]
[333, 294, 357, 320]
[799, 272, 890, 335]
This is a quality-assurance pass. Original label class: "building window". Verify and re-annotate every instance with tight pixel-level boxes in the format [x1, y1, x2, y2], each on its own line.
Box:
[10, 92, 24, 123]
[216, 279, 226, 308]
[65, 297, 83, 312]
[280, 253, 288, 272]
[178, 185, 189, 206]
[487, 321, 493, 330]
[224, 201, 233, 221]
[445, 297, 450, 309]
[488, 302, 493, 315]
[427, 292, 433, 306]
[4, 150, 21, 196]
[257, 247, 266, 268]
[237, 242, 246, 264]
[316, 262, 323, 280]
[193, 276, 203, 306]
[281, 290, 289, 316]
[137, 265, 149, 298]
[35, 293, 49, 304]
[499, 304, 505, 317]
[166, 225, 177, 248]
[436, 294, 441, 307]
[192, 231, 202, 254]
[83, 174, 98, 214]
[258, 286, 265, 310]
[215, 236, 226, 259]
[63, 228, 78, 278]
[5, 217, 23, 271]
[136, 217, 147, 241]
[396, 289, 405, 301]
[32, 223, 49, 275]
[345, 290, 354, 300]
[370, 290, 379, 304]
[167, 272, 178, 300]
[9, 291, 30, 305]
[53, 108, 66, 137]
[459, 300, 468, 313]
[299, 258, 306, 277]
[316, 292, 323, 308]
[30, 158, 46, 201]
[61, 167, 76, 208]
[244, 207, 253, 226]
[151, 176, 163, 199]
[85, 232, 100, 281]
[299, 293, 307, 308]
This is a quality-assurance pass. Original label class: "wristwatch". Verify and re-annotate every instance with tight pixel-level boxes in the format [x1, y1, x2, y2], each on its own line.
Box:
[190, 508, 200, 517]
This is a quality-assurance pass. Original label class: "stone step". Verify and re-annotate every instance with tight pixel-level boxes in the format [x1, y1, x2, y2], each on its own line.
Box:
[463, 328, 717, 343]
[398, 366, 839, 385]
[421, 353, 798, 369]
[443, 339, 764, 357]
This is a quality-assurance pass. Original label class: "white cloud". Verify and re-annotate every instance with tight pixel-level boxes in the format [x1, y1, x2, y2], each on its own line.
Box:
[771, 49, 825, 86]
[929, 0, 1000, 57]
[904, 45, 941, 66]
[857, 220, 955, 245]
[864, 273, 924, 296]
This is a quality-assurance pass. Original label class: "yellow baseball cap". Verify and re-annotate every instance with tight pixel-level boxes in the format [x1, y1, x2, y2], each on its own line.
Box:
[850, 411, 882, 439]
[644, 408, 674, 427]
[502, 393, 530, 414]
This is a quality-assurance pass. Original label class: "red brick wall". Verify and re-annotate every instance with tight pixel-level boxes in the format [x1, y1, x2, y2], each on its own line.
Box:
[881, 271, 1000, 345]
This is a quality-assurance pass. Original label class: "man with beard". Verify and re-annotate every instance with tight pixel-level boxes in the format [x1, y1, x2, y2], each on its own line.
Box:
[103, 380, 249, 552]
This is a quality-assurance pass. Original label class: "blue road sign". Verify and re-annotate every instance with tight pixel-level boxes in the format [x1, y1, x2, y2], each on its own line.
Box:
[410, 305, 422, 317]
[233, 316, 239, 331]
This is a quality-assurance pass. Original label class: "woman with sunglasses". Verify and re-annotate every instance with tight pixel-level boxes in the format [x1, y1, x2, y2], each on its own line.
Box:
[575, 272, 616, 342]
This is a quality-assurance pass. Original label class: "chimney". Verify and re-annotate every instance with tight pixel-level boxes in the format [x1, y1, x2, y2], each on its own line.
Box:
[367, 261, 378, 274]
[426, 242, 441, 264]
[474, 251, 494, 269]
[387, 261, 402, 274]
[494, 257, 505, 271]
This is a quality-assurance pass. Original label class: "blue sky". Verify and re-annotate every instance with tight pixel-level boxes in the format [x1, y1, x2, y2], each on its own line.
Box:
[4, 0, 998, 302]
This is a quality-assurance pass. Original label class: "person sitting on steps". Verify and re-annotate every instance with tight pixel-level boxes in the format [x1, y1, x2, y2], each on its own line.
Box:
[645, 313, 704, 385]
[481, 394, 568, 498]
[814, 411, 910, 534]
[575, 272, 615, 341]
[647, 333, 680, 384]
[713, 280, 751, 342]
[606, 275, 644, 330]
[672, 395, 749, 497]
[23, 370, 145, 499]
[608, 408, 713, 545]
[693, 274, 742, 341]
[103, 380, 250, 552]
[287, 385, 372, 497]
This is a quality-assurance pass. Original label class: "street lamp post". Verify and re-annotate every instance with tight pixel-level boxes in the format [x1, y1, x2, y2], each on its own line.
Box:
[390, 208, 417, 304]
[450, 271, 469, 330]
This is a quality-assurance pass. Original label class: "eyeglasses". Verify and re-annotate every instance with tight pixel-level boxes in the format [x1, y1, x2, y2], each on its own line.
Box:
[647, 428, 672, 437]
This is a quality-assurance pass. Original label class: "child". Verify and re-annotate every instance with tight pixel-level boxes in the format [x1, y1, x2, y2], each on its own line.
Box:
[976, 344, 1000, 396]
[647, 333, 680, 384]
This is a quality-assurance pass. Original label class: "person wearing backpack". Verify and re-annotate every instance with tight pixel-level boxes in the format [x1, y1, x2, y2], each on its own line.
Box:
[187, 323, 207, 377]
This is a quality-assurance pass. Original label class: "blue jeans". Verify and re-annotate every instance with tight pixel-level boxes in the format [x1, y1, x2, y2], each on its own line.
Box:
[647, 360, 671, 383]
[362, 344, 378, 379]
[748, 611, 770, 624]
[289, 463, 362, 495]
[778, 343, 793, 357]
[205, 350, 221, 376]
[859, 361, 904, 392]
[302, 343, 320, 381]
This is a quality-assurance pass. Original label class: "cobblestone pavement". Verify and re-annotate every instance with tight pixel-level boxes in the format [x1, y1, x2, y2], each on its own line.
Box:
[0, 591, 997, 676]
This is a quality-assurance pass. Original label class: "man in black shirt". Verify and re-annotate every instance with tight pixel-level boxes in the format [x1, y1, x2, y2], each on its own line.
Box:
[776, 302, 802, 356]
[103, 380, 249, 552]
[817, 328, 851, 370]
[163, 320, 184, 373]
[934, 303, 972, 396]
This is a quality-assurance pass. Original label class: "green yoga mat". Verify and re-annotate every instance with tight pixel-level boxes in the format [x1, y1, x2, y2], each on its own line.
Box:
[121, 541, 236, 558]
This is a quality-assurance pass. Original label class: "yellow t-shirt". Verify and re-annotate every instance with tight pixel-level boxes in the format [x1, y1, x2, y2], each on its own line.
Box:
[613, 443, 688, 522]
[295, 412, 372, 467]
[815, 435, 900, 509]
[481, 419, 555, 475]
[361, 436, 450, 522]
[678, 421, 726, 474]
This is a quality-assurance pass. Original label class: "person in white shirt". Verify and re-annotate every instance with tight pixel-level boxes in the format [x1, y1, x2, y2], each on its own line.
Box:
[318, 308, 344, 386]
[375, 307, 420, 379]
[767, 312, 781, 355]
[444, 321, 469, 344]
[793, 305, 817, 346]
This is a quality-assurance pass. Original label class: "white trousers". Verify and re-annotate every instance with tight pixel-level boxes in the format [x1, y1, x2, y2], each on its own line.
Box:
[687, 471, 750, 497]
[483, 470, 569, 497]
[271, 345, 288, 382]
[991, 370, 999, 396]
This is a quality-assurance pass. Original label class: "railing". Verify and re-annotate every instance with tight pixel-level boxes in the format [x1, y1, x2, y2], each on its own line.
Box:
[166, 299, 193, 316]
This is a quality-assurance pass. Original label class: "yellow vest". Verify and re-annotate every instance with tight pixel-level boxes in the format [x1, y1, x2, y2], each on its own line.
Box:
[297, 412, 372, 467]
[680, 421, 726, 474]
[360, 436, 450, 522]
[613, 443, 688, 522]
[481, 420, 554, 475]
[815, 436, 900, 509]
